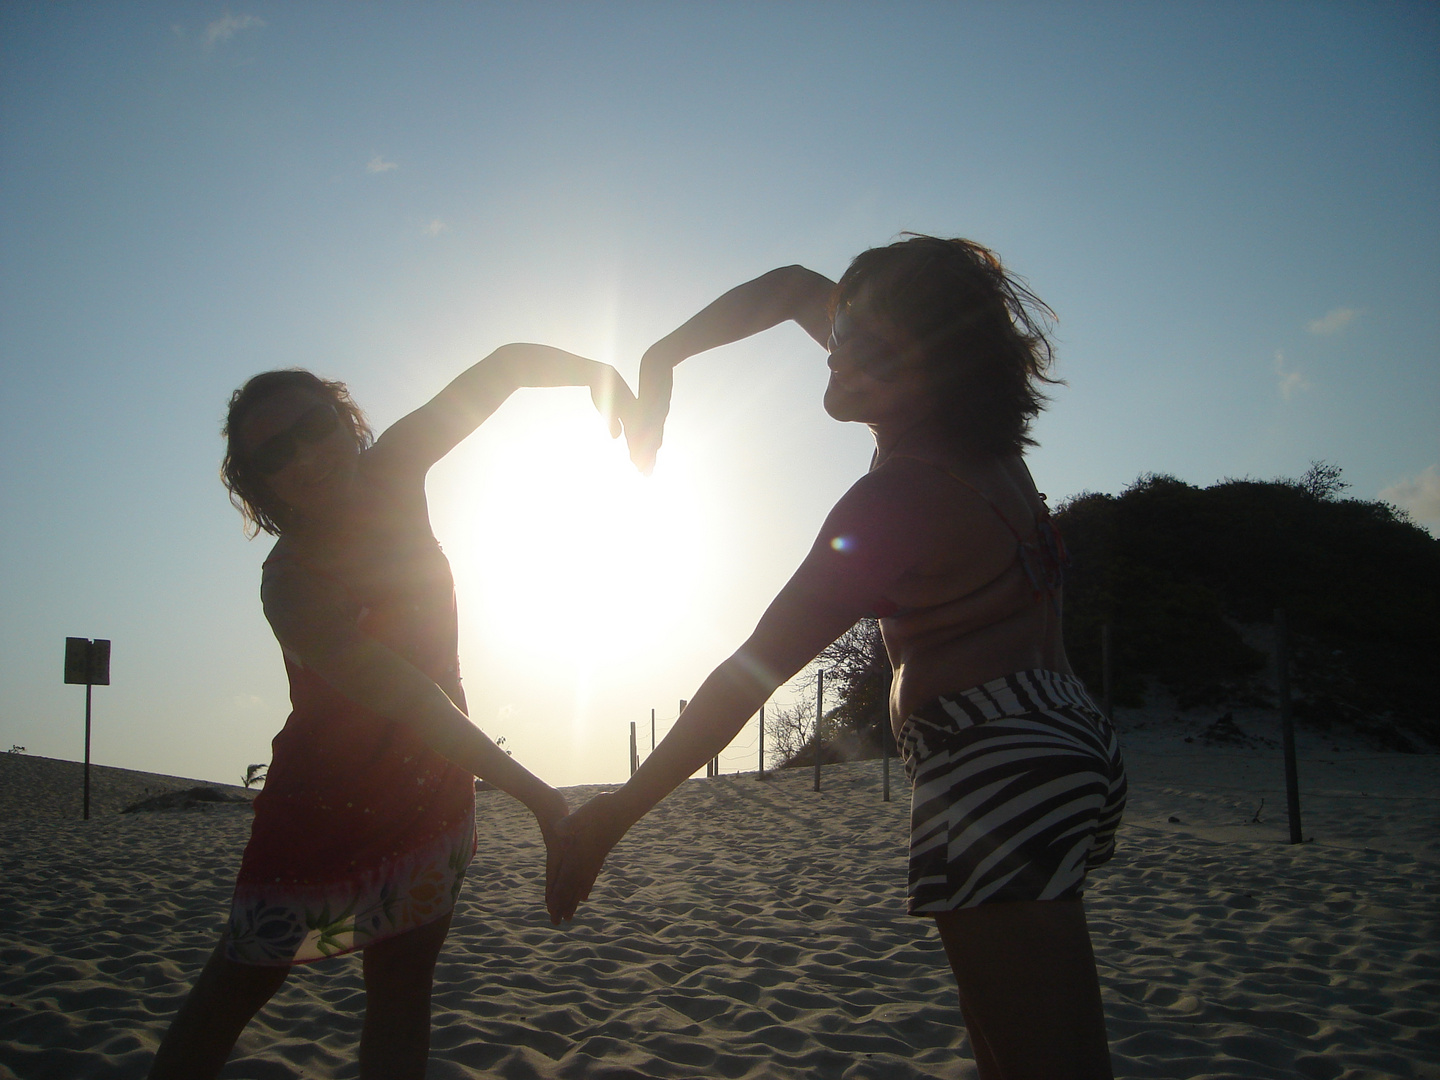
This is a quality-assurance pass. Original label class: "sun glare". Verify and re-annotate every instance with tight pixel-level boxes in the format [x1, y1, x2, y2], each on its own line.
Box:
[445, 409, 710, 669]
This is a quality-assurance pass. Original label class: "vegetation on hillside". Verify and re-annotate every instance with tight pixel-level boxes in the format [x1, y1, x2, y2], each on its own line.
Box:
[778, 462, 1439, 764]
[1059, 463, 1439, 749]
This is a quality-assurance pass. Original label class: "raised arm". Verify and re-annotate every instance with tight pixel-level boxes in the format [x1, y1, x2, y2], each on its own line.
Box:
[631, 265, 836, 473]
[374, 343, 636, 475]
[262, 563, 567, 833]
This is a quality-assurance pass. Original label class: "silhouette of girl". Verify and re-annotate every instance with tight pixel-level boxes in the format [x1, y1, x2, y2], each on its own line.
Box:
[550, 238, 1126, 1080]
[150, 345, 633, 1079]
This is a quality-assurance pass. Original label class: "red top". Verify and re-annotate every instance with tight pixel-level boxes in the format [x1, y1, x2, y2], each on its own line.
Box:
[237, 537, 475, 893]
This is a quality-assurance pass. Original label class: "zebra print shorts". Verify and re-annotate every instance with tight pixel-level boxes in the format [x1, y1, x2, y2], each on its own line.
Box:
[898, 670, 1126, 913]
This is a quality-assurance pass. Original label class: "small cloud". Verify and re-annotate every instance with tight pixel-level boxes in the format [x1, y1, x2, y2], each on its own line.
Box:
[422, 219, 448, 237]
[1273, 350, 1311, 400]
[1306, 307, 1361, 336]
[366, 154, 399, 174]
[1380, 466, 1440, 530]
[206, 12, 265, 46]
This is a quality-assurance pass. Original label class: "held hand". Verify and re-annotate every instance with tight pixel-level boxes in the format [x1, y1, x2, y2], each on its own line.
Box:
[589, 363, 639, 441]
[529, 784, 570, 903]
[628, 344, 676, 475]
[546, 791, 629, 924]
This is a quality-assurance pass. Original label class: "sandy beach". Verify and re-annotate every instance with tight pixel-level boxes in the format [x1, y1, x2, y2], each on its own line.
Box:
[2, 723, 1437, 1080]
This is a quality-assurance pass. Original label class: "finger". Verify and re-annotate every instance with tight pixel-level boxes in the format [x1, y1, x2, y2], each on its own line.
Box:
[627, 427, 661, 475]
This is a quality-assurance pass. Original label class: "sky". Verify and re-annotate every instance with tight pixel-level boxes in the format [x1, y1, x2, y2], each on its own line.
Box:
[2, 2, 1436, 791]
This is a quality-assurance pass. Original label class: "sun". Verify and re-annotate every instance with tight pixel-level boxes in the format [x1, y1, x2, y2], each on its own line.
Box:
[430, 393, 710, 668]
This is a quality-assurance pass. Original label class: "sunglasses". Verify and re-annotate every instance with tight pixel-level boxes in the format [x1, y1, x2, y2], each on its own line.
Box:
[249, 402, 341, 476]
[827, 307, 913, 381]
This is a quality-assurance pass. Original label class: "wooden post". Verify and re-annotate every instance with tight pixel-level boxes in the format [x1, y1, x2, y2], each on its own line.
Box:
[881, 719, 890, 802]
[83, 682, 92, 821]
[758, 704, 765, 777]
[629, 722, 638, 776]
[651, 708, 656, 753]
[813, 671, 824, 793]
[1101, 621, 1113, 722]
[1275, 608, 1303, 844]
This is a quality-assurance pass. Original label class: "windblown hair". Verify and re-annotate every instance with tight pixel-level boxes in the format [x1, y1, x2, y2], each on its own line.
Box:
[833, 235, 1060, 456]
[221, 369, 374, 537]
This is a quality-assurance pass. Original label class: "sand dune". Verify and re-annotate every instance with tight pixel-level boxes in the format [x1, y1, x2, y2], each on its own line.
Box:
[1, 736, 1437, 1079]
[0, 752, 257, 821]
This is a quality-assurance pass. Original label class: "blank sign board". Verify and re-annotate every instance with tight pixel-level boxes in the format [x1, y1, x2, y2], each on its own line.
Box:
[64, 637, 110, 686]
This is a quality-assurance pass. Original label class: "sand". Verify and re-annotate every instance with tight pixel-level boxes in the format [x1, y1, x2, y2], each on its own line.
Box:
[1, 729, 1437, 1079]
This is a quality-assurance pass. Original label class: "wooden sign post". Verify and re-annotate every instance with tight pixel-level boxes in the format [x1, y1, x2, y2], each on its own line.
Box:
[64, 637, 110, 821]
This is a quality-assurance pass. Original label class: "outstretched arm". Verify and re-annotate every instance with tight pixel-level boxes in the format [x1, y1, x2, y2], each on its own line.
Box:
[375, 343, 636, 475]
[631, 265, 836, 473]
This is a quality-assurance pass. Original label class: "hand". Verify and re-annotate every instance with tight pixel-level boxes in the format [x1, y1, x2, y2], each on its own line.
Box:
[589, 364, 638, 441]
[528, 784, 570, 902]
[627, 344, 677, 475]
[546, 791, 630, 924]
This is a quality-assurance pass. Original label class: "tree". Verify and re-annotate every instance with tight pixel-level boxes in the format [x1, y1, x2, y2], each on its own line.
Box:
[1299, 460, 1349, 501]
[242, 763, 267, 788]
[775, 617, 897, 767]
[764, 697, 815, 769]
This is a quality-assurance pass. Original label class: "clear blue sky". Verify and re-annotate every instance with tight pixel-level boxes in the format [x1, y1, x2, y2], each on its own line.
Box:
[2, 2, 1436, 789]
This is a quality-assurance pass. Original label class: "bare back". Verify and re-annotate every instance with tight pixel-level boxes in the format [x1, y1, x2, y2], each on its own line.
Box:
[863, 453, 1071, 729]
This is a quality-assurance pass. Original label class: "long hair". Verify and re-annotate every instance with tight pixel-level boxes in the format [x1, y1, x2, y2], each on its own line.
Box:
[833, 235, 1059, 456]
[221, 369, 374, 537]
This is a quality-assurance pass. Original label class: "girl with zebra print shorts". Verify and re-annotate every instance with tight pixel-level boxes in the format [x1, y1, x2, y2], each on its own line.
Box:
[551, 236, 1126, 1080]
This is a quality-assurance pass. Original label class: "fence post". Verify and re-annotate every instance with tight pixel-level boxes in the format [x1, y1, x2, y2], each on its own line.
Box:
[651, 708, 656, 753]
[813, 671, 824, 792]
[629, 722, 638, 776]
[1101, 621, 1113, 722]
[881, 718, 890, 802]
[758, 704, 765, 777]
[1275, 608, 1303, 844]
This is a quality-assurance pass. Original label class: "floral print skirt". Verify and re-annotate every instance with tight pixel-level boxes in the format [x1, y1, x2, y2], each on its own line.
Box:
[226, 811, 476, 965]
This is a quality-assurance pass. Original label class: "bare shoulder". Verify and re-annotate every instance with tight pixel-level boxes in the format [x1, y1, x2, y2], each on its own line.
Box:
[854, 454, 976, 517]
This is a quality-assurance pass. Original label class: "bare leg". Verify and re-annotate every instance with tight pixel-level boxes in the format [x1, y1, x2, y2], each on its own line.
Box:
[148, 935, 290, 1080]
[934, 899, 1113, 1080]
[359, 911, 452, 1080]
